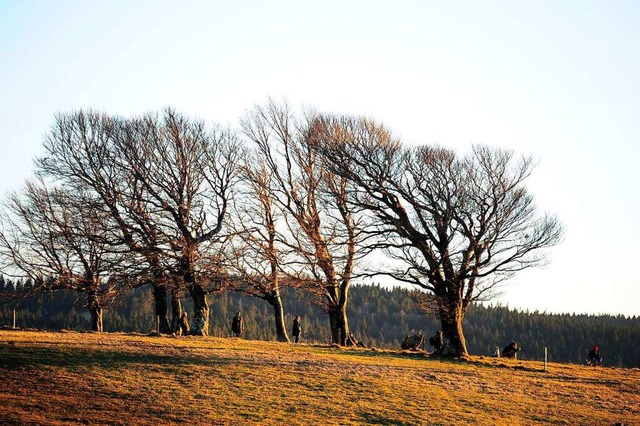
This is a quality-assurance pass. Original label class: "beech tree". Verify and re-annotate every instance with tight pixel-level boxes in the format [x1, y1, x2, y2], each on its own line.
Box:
[310, 115, 564, 356]
[0, 182, 125, 331]
[35, 111, 178, 333]
[241, 101, 370, 345]
[114, 109, 242, 335]
[35, 109, 241, 335]
[226, 156, 292, 342]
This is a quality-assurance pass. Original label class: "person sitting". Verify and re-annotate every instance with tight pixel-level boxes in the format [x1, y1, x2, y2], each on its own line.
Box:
[346, 332, 366, 348]
[502, 342, 520, 359]
[586, 345, 602, 366]
[401, 332, 424, 351]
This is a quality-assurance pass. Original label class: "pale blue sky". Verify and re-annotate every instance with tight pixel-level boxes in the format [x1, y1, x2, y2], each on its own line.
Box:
[1, 1, 638, 316]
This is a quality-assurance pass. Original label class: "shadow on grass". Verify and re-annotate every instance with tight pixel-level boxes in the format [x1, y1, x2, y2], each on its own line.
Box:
[457, 357, 544, 373]
[360, 412, 414, 425]
[0, 343, 231, 371]
[321, 345, 548, 373]
[341, 348, 429, 362]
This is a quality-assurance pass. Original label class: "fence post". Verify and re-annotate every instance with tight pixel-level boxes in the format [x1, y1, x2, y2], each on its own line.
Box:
[13, 309, 16, 329]
[156, 316, 160, 333]
[544, 347, 548, 372]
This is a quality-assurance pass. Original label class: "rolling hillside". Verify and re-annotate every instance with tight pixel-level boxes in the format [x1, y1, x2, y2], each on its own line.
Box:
[2, 284, 639, 367]
[1, 330, 638, 425]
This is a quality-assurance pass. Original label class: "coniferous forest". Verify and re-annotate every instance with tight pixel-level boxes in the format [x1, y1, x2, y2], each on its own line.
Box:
[1, 277, 637, 368]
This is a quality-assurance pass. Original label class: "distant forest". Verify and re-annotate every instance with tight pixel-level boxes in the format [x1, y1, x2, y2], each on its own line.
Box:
[1, 277, 638, 368]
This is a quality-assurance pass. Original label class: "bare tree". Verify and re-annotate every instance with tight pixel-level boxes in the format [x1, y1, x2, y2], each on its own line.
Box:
[117, 109, 242, 335]
[34, 109, 241, 335]
[241, 101, 371, 345]
[35, 110, 177, 333]
[310, 115, 564, 356]
[0, 182, 125, 331]
[226, 154, 294, 342]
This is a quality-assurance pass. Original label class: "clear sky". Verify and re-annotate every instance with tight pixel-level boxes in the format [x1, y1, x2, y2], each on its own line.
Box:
[1, 0, 638, 316]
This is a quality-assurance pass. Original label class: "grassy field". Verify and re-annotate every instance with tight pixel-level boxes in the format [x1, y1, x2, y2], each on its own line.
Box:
[0, 330, 638, 425]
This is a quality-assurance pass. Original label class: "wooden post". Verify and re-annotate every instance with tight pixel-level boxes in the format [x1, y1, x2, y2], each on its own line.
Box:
[544, 347, 548, 372]
[156, 316, 160, 334]
[13, 309, 16, 329]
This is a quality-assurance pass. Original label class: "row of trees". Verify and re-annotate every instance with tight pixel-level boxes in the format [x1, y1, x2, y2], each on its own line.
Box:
[2, 283, 637, 368]
[0, 101, 563, 356]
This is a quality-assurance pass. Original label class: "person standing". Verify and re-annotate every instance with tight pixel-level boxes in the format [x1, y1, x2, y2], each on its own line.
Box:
[231, 311, 244, 338]
[292, 315, 302, 343]
[429, 331, 444, 355]
[178, 312, 190, 336]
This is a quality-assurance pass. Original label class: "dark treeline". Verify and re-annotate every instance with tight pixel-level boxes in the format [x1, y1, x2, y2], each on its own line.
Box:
[2, 279, 638, 368]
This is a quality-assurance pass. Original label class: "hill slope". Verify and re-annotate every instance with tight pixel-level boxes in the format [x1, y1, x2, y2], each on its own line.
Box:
[3, 284, 639, 367]
[0, 330, 638, 425]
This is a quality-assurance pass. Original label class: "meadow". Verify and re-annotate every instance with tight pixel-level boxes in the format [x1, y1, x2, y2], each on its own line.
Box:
[0, 329, 638, 425]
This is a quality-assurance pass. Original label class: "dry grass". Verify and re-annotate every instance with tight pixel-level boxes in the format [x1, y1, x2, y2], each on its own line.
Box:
[0, 330, 638, 425]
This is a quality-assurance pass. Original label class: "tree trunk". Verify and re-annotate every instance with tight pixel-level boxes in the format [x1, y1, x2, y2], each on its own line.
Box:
[329, 307, 340, 344]
[339, 304, 349, 346]
[328, 304, 349, 345]
[152, 284, 172, 334]
[439, 301, 468, 357]
[188, 283, 209, 336]
[265, 290, 290, 343]
[87, 291, 103, 332]
[170, 292, 183, 334]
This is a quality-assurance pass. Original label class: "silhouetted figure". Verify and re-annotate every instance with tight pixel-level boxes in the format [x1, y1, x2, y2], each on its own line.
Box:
[347, 332, 366, 347]
[401, 332, 424, 351]
[586, 345, 602, 366]
[292, 315, 302, 343]
[179, 312, 190, 336]
[429, 331, 444, 355]
[502, 342, 520, 359]
[231, 311, 244, 338]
